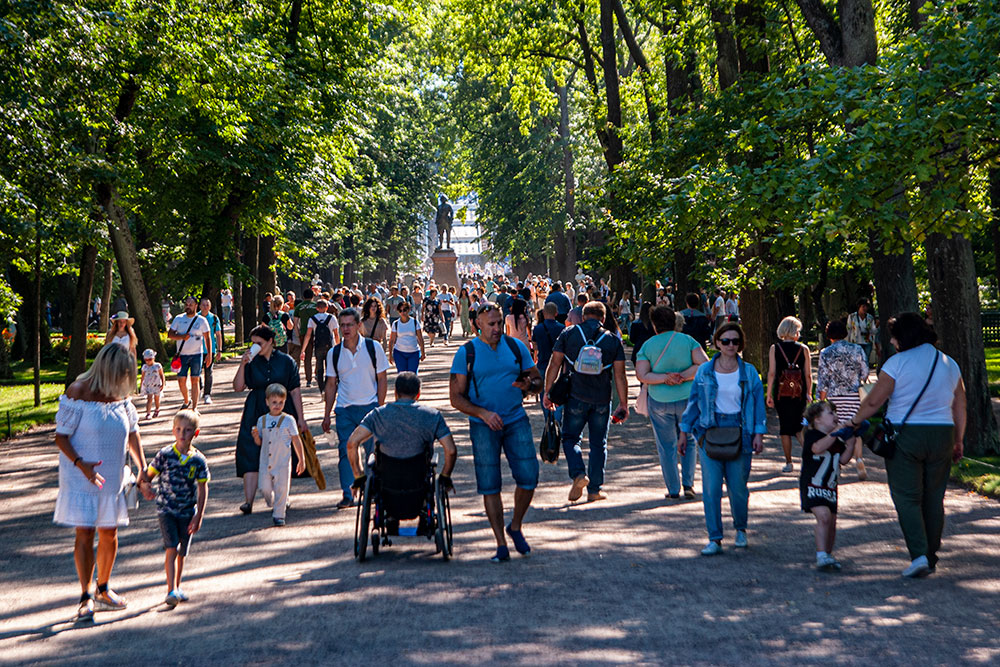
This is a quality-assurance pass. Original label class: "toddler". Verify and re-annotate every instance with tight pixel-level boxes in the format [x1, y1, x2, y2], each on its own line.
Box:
[140, 348, 165, 419]
[137, 409, 210, 607]
[252, 383, 306, 526]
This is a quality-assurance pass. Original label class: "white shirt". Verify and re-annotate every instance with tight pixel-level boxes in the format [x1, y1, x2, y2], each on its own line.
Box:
[327, 339, 391, 408]
[726, 298, 739, 317]
[307, 312, 339, 339]
[714, 369, 742, 414]
[170, 314, 210, 356]
[111, 334, 130, 349]
[712, 296, 725, 319]
[881, 343, 961, 424]
[220, 292, 232, 307]
[392, 318, 421, 353]
[439, 292, 456, 314]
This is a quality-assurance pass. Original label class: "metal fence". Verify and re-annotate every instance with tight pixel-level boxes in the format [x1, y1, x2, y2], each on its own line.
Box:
[983, 312, 1000, 346]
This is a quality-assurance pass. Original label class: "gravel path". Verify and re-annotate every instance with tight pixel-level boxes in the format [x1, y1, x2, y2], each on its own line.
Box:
[1, 341, 998, 666]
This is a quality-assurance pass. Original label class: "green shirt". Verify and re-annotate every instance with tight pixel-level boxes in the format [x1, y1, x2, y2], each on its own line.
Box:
[293, 301, 319, 338]
[637, 331, 701, 403]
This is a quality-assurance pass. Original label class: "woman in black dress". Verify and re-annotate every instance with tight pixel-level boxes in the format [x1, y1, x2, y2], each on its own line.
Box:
[233, 325, 309, 514]
[629, 301, 654, 367]
[423, 288, 444, 346]
[766, 316, 812, 473]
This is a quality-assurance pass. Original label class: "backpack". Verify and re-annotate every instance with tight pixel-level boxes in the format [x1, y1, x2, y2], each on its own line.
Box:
[311, 313, 334, 349]
[330, 338, 378, 381]
[266, 312, 287, 348]
[463, 335, 524, 400]
[572, 325, 609, 376]
[776, 343, 804, 399]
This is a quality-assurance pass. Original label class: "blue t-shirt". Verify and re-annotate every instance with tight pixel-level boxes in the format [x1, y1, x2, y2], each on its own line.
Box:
[532, 319, 565, 370]
[450, 336, 535, 425]
[544, 291, 572, 315]
[201, 311, 221, 355]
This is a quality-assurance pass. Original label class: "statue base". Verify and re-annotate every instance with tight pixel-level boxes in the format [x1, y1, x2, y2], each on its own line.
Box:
[430, 248, 460, 290]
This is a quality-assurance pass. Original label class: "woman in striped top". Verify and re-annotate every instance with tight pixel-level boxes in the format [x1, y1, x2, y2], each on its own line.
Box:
[817, 319, 870, 480]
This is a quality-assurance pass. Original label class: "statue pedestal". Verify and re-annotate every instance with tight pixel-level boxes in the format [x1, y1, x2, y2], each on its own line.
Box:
[430, 248, 460, 289]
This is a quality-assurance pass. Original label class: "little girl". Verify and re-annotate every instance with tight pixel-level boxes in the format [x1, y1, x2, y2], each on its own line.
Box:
[140, 348, 165, 419]
[252, 383, 306, 526]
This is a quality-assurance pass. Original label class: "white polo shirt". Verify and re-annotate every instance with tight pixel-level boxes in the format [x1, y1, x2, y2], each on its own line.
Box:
[326, 338, 390, 408]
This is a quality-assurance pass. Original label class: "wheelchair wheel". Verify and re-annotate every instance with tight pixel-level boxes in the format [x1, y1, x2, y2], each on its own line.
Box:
[435, 478, 453, 561]
[354, 477, 373, 562]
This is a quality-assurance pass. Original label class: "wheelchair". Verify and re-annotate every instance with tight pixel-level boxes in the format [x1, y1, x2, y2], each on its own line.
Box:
[354, 444, 453, 562]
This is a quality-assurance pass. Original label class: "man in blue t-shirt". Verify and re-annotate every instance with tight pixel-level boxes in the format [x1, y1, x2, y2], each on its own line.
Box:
[199, 298, 223, 406]
[450, 303, 542, 563]
[532, 303, 565, 377]
[544, 282, 573, 324]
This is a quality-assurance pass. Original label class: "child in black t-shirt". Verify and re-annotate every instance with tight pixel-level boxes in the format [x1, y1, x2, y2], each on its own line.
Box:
[801, 401, 857, 571]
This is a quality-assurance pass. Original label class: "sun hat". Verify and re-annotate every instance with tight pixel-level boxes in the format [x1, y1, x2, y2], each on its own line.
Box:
[142, 348, 156, 359]
[112, 311, 135, 325]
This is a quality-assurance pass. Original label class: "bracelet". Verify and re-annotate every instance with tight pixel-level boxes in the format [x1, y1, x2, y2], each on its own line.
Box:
[73, 456, 82, 467]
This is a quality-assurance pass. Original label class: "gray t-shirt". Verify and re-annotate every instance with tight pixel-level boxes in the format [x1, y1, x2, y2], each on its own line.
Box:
[360, 400, 451, 459]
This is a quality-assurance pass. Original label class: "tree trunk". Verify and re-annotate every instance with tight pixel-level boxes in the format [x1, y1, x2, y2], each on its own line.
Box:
[599, 0, 624, 171]
[33, 219, 41, 407]
[673, 247, 697, 298]
[990, 168, 1000, 299]
[66, 244, 98, 385]
[926, 232, 1000, 456]
[258, 235, 277, 296]
[242, 234, 259, 334]
[556, 83, 578, 283]
[869, 236, 919, 365]
[99, 258, 112, 332]
[740, 288, 769, 370]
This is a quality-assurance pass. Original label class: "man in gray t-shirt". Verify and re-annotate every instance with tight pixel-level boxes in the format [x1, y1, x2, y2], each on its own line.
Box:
[346, 372, 457, 491]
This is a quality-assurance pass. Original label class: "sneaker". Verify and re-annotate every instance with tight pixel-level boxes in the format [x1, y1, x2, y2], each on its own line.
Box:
[165, 591, 181, 608]
[175, 588, 189, 602]
[665, 492, 680, 499]
[75, 597, 95, 622]
[902, 555, 931, 578]
[857, 460, 868, 481]
[506, 524, 531, 555]
[701, 541, 723, 556]
[336, 497, 355, 509]
[94, 588, 127, 611]
[203, 395, 212, 405]
[734, 530, 748, 548]
[273, 517, 286, 526]
[568, 474, 589, 501]
[490, 545, 511, 563]
[587, 491, 608, 502]
[239, 502, 253, 515]
[684, 486, 696, 499]
[817, 555, 842, 571]
[181, 402, 190, 410]
[782, 463, 793, 473]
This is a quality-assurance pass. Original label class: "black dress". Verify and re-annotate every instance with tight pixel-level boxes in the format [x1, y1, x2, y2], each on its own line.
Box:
[235, 350, 304, 477]
[772, 339, 808, 436]
[629, 320, 653, 366]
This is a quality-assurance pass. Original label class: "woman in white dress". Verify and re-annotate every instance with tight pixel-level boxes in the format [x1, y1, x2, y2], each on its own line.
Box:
[105, 311, 138, 357]
[54, 343, 147, 620]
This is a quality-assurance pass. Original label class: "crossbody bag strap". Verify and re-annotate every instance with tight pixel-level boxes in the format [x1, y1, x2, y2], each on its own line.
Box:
[899, 352, 940, 429]
[650, 332, 675, 373]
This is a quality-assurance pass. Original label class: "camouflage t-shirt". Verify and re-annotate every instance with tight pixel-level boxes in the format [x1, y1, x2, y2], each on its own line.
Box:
[148, 445, 210, 516]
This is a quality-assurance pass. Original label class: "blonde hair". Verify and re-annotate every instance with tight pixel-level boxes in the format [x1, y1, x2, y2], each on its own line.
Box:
[76, 343, 136, 399]
[173, 409, 201, 430]
[776, 316, 803, 340]
[265, 382, 287, 400]
[271, 295, 284, 308]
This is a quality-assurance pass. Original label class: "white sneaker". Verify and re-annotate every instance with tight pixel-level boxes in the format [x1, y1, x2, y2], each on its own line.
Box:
[734, 530, 748, 548]
[701, 541, 723, 556]
[817, 554, 842, 571]
[782, 463, 793, 473]
[203, 395, 212, 405]
[902, 555, 931, 578]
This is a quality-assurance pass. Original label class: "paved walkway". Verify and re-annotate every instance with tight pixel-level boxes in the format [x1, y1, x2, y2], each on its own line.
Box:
[1, 340, 998, 665]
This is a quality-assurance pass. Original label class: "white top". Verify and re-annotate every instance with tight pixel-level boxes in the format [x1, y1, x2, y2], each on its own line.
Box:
[714, 369, 742, 414]
[169, 313, 210, 356]
[326, 339, 391, 408]
[111, 334, 130, 349]
[439, 292, 456, 314]
[619, 298, 632, 317]
[712, 296, 725, 318]
[726, 298, 739, 317]
[220, 292, 233, 307]
[256, 413, 298, 475]
[53, 396, 139, 528]
[392, 318, 421, 353]
[307, 312, 339, 336]
[881, 343, 961, 424]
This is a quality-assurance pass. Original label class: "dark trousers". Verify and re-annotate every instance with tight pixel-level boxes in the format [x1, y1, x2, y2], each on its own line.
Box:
[203, 360, 214, 396]
[315, 345, 331, 392]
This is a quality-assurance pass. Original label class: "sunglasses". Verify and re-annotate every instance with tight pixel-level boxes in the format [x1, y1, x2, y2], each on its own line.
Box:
[717, 338, 741, 346]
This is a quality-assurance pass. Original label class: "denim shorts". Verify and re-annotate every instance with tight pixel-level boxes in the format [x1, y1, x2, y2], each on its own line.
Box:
[469, 417, 538, 495]
[158, 513, 195, 556]
[177, 354, 203, 378]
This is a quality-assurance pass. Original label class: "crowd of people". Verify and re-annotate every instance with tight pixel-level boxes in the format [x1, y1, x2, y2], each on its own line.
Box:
[53, 270, 967, 619]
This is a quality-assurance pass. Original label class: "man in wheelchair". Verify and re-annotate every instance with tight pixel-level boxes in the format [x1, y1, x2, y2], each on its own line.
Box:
[346, 372, 457, 544]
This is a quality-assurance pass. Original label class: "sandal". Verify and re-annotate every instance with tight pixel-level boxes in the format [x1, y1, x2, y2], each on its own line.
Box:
[75, 594, 94, 621]
[94, 588, 127, 611]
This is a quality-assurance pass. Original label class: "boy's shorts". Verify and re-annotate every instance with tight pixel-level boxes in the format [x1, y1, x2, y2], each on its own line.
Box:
[177, 354, 203, 378]
[158, 513, 195, 556]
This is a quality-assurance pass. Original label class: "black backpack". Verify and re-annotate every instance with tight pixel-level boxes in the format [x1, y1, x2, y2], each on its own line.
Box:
[330, 338, 378, 381]
[311, 313, 334, 349]
[463, 335, 523, 399]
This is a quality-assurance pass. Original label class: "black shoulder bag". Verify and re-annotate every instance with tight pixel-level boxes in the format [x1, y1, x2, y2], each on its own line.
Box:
[864, 352, 939, 459]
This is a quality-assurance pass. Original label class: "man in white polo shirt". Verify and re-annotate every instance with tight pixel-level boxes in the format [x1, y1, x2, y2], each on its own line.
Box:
[320, 307, 390, 508]
[167, 295, 212, 410]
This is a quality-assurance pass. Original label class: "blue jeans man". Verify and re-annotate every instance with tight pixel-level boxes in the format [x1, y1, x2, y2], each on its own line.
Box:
[335, 403, 377, 502]
[561, 397, 611, 498]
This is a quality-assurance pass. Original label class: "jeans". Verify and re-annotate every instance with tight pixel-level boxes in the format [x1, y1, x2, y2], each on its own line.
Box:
[394, 349, 420, 374]
[860, 343, 873, 364]
[561, 397, 610, 494]
[648, 396, 695, 495]
[699, 412, 753, 542]
[469, 417, 538, 495]
[222, 306, 231, 323]
[335, 403, 377, 499]
[443, 311, 454, 339]
[202, 359, 214, 396]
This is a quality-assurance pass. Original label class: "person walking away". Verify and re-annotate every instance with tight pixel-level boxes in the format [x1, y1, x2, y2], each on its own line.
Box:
[168, 296, 212, 410]
[543, 301, 628, 502]
[320, 307, 390, 509]
[251, 384, 306, 526]
[725, 292, 740, 323]
[532, 303, 565, 380]
[629, 302, 654, 367]
[678, 323, 766, 555]
[505, 297, 533, 351]
[710, 288, 726, 333]
[300, 299, 340, 392]
[261, 295, 292, 353]
[847, 299, 879, 366]
[766, 316, 812, 472]
[846, 312, 965, 578]
[459, 287, 473, 336]
[545, 281, 573, 325]
[136, 409, 209, 606]
[140, 348, 165, 419]
[816, 319, 870, 480]
[388, 301, 425, 374]
[292, 290, 319, 386]
[450, 303, 542, 561]
[199, 298, 223, 405]
[220, 288, 233, 324]
[618, 290, 634, 332]
[635, 306, 709, 499]
[384, 286, 405, 328]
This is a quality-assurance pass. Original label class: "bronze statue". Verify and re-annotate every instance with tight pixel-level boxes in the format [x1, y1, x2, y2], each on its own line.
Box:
[434, 194, 454, 250]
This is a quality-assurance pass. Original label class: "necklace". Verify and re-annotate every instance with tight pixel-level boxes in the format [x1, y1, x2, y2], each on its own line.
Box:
[716, 357, 739, 372]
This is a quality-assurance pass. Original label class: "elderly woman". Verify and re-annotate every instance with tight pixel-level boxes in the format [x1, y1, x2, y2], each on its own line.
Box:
[105, 311, 138, 357]
[678, 323, 766, 555]
[817, 319, 870, 480]
[847, 312, 965, 578]
[54, 343, 147, 620]
[766, 316, 812, 473]
[636, 306, 709, 500]
[233, 325, 308, 514]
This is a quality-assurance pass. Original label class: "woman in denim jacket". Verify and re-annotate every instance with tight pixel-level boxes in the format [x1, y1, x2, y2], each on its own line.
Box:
[678, 323, 767, 556]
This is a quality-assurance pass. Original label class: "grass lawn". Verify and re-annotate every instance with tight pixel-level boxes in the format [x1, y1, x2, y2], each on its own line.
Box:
[0, 383, 63, 440]
[952, 456, 1000, 500]
[985, 347, 1000, 396]
[3, 359, 69, 385]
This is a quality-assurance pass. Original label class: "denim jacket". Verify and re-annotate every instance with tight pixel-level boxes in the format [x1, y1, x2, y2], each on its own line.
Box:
[680, 355, 767, 451]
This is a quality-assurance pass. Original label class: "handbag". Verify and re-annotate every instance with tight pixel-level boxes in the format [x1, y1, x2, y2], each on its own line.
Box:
[122, 465, 139, 511]
[170, 316, 199, 373]
[864, 352, 939, 459]
[539, 409, 561, 463]
[701, 426, 743, 461]
[636, 333, 676, 417]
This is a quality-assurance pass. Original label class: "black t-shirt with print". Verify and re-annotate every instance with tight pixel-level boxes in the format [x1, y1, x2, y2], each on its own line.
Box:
[800, 428, 845, 512]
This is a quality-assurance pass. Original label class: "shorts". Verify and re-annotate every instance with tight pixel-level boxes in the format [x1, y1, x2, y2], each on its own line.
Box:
[158, 513, 195, 556]
[177, 354, 203, 378]
[800, 484, 838, 514]
[469, 416, 538, 495]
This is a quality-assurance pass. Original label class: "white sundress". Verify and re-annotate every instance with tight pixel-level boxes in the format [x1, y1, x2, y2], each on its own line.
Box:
[53, 396, 139, 528]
